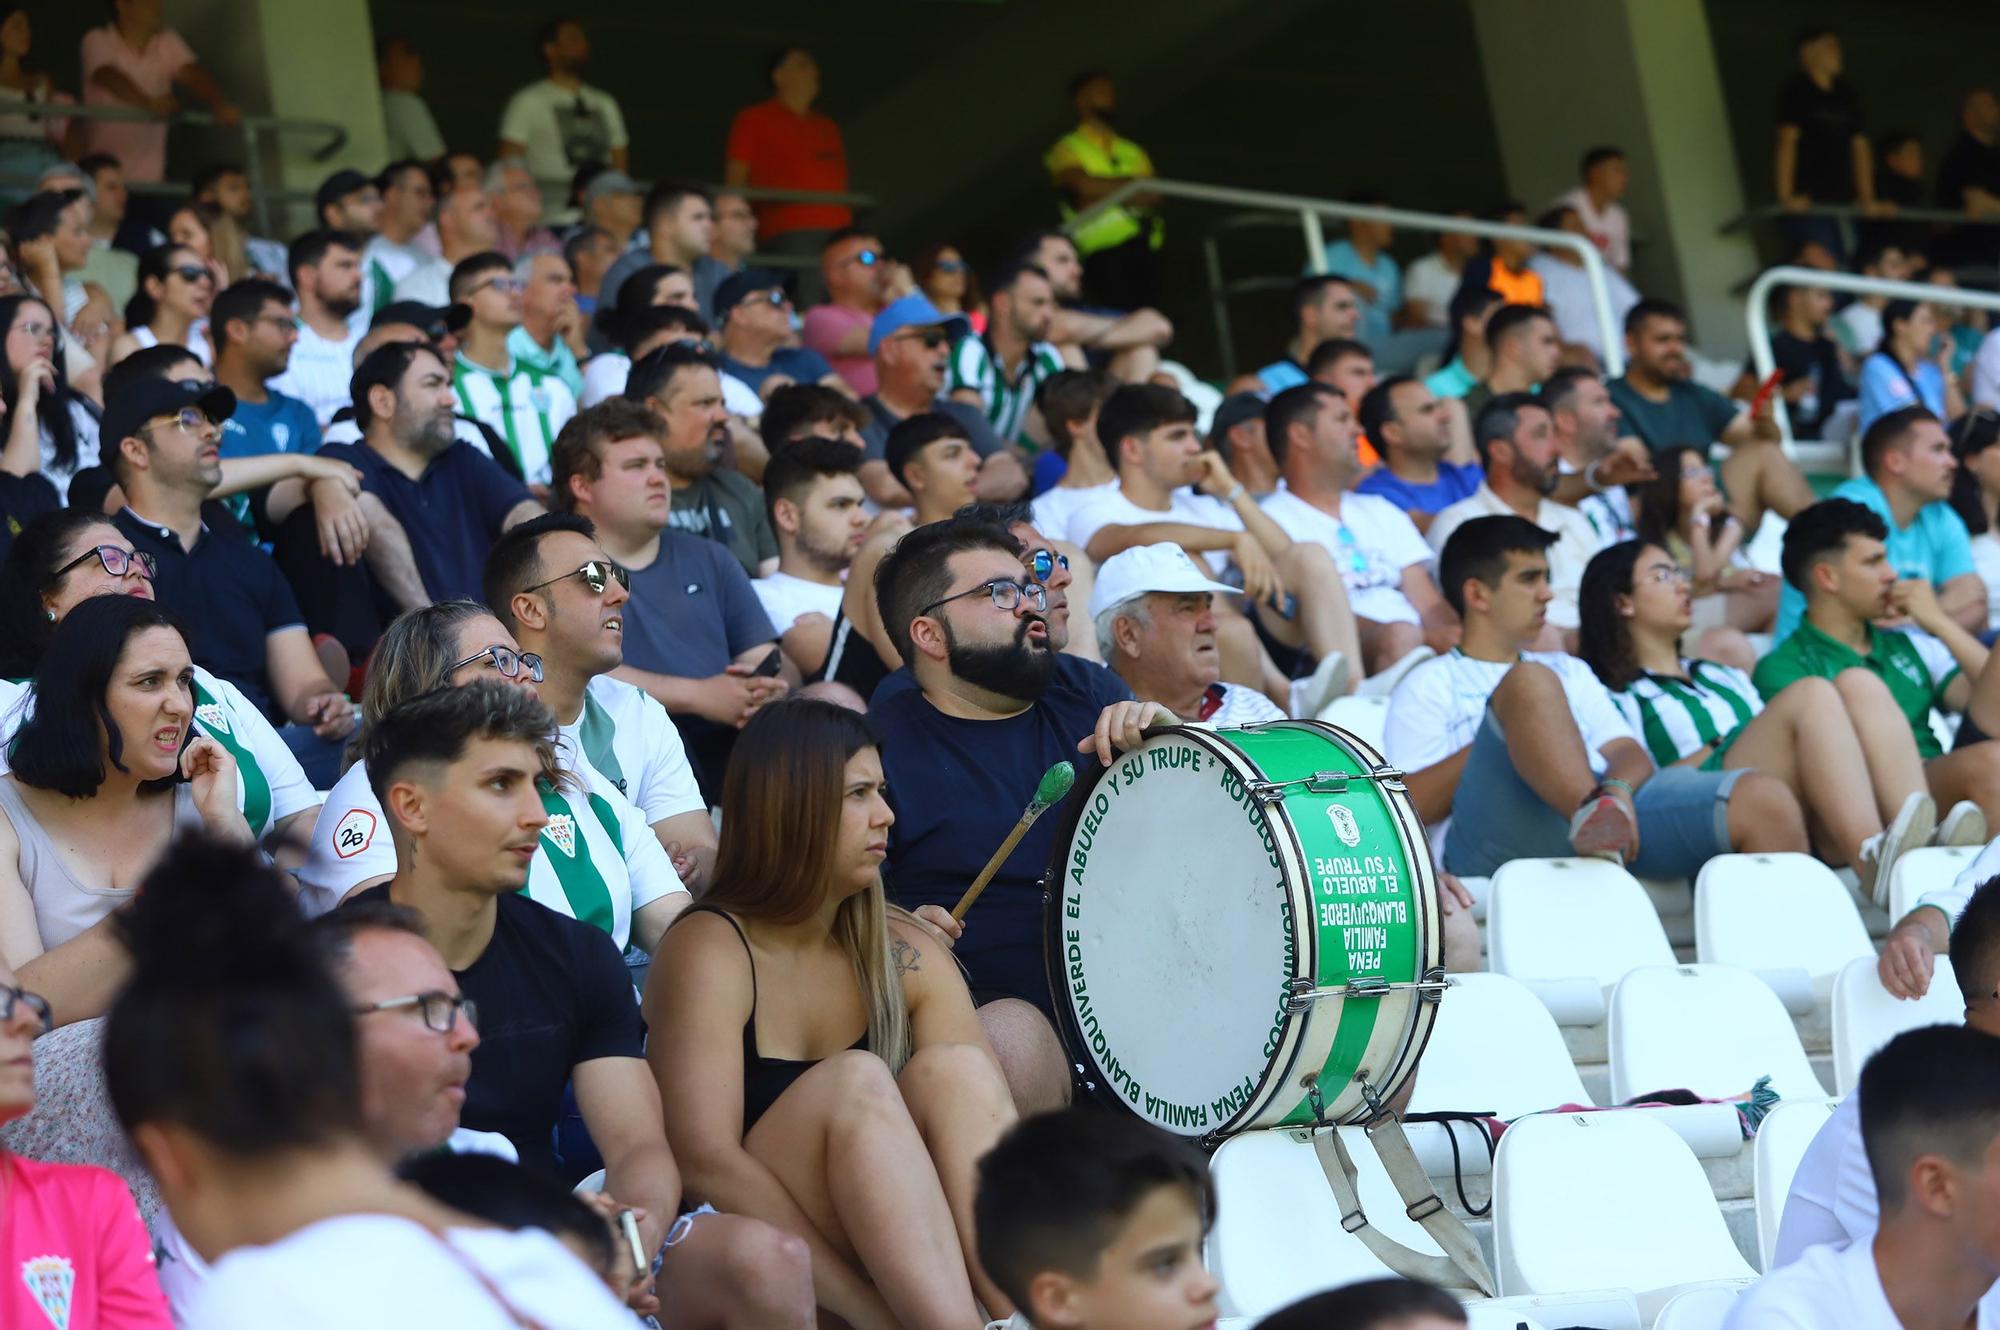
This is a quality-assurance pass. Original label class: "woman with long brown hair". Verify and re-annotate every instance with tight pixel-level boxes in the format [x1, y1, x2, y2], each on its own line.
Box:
[644, 699, 1017, 1330]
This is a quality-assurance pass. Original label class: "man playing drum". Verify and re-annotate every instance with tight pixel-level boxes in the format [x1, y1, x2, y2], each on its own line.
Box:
[1383, 514, 1808, 878]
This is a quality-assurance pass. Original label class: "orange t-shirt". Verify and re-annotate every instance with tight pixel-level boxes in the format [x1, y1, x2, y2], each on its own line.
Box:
[724, 99, 851, 238]
[1488, 263, 1545, 307]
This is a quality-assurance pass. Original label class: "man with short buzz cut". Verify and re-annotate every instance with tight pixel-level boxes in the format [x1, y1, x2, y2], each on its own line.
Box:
[948, 260, 1073, 450]
[1554, 145, 1632, 271]
[394, 184, 501, 308]
[449, 249, 578, 489]
[1092, 541, 1285, 728]
[1027, 367, 1121, 540]
[315, 169, 382, 237]
[365, 159, 436, 311]
[1426, 393, 1601, 642]
[1458, 303, 1560, 423]
[1726, 1024, 2000, 1328]
[709, 187, 756, 274]
[1426, 284, 1504, 402]
[624, 342, 778, 578]
[802, 227, 908, 397]
[1609, 297, 1814, 534]
[1774, 405, 1986, 640]
[269, 229, 367, 426]
[554, 396, 789, 801]
[756, 437, 870, 675]
[599, 181, 729, 322]
[508, 250, 588, 398]
[712, 267, 844, 399]
[1023, 229, 1174, 386]
[857, 293, 1023, 507]
[887, 412, 984, 527]
[1251, 274, 1362, 398]
[1355, 374, 1483, 531]
[497, 17, 629, 185]
[483, 510, 717, 894]
[757, 382, 868, 456]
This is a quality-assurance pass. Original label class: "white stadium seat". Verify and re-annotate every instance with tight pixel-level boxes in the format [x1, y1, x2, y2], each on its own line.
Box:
[1651, 1281, 1752, 1330]
[1887, 845, 1980, 924]
[1694, 853, 1873, 1015]
[1487, 858, 1675, 1026]
[1608, 963, 1826, 1103]
[1494, 1112, 1756, 1320]
[1407, 972, 1593, 1116]
[1830, 954, 1963, 1095]
[1319, 693, 1388, 749]
[1751, 1097, 1839, 1270]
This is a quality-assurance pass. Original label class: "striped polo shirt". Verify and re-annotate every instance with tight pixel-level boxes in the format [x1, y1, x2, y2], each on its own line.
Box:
[1611, 659, 1763, 768]
[451, 351, 577, 487]
[948, 334, 1066, 447]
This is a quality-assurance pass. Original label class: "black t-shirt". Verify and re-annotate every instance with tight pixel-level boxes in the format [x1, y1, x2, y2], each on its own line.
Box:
[1777, 72, 1862, 203]
[352, 886, 644, 1171]
[0, 472, 57, 565]
[869, 656, 1131, 1015]
[1764, 330, 1854, 438]
[1936, 130, 2000, 212]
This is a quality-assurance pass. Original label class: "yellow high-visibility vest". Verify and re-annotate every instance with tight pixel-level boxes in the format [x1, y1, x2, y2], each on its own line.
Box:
[1046, 125, 1163, 256]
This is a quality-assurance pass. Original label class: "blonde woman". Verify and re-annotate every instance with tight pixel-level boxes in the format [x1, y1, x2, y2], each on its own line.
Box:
[645, 699, 1017, 1330]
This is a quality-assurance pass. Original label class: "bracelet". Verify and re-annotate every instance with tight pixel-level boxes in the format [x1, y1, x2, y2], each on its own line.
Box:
[1597, 777, 1634, 798]
[1583, 458, 1606, 492]
[1223, 483, 1247, 504]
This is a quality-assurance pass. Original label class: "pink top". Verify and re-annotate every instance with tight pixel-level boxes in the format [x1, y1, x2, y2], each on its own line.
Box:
[800, 303, 876, 397]
[79, 25, 195, 183]
[2, 1153, 174, 1329]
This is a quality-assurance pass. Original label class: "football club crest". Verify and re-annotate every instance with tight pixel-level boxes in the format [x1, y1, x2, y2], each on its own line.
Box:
[195, 702, 229, 734]
[21, 1255, 75, 1329]
[1327, 803, 1362, 848]
[543, 812, 578, 857]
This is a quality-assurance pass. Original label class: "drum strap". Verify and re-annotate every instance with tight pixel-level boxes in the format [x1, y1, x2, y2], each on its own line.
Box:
[1310, 1120, 1498, 1296]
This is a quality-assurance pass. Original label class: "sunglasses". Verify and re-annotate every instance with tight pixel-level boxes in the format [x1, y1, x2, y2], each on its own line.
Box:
[897, 328, 950, 349]
[169, 264, 212, 283]
[448, 645, 545, 683]
[54, 543, 156, 582]
[524, 559, 630, 597]
[1027, 548, 1069, 582]
[740, 288, 786, 309]
[933, 259, 966, 274]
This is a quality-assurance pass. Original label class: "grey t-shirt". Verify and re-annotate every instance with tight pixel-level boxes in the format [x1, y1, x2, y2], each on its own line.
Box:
[620, 528, 777, 681]
[859, 395, 1004, 462]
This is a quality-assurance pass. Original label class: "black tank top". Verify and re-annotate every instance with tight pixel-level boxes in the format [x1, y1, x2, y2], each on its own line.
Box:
[685, 905, 870, 1131]
[814, 606, 891, 699]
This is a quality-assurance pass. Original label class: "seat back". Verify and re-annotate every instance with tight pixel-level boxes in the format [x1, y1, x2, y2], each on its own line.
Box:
[1608, 963, 1825, 1103]
[1407, 972, 1594, 1116]
[1751, 1097, 1840, 1270]
[1887, 846, 1980, 924]
[1487, 858, 1675, 1022]
[1830, 954, 1963, 1095]
[1694, 853, 1873, 986]
[1651, 1282, 1751, 1330]
[1320, 694, 1389, 748]
[1493, 1111, 1756, 1313]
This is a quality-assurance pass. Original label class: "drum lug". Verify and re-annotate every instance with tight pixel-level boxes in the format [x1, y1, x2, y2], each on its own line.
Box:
[1284, 973, 1456, 1012]
[1246, 765, 1409, 801]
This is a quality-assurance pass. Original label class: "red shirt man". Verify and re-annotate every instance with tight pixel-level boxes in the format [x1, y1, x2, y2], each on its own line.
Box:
[724, 46, 849, 239]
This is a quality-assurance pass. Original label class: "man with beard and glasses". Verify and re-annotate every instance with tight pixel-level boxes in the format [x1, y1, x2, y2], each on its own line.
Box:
[316, 342, 542, 608]
[625, 343, 779, 579]
[270, 230, 369, 427]
[1425, 394, 1600, 647]
[870, 516, 1167, 1112]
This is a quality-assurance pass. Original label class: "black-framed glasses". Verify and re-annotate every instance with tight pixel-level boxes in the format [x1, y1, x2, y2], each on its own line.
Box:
[1, 983, 52, 1036]
[918, 578, 1048, 618]
[448, 645, 545, 683]
[1027, 548, 1069, 583]
[353, 991, 478, 1034]
[523, 559, 630, 597]
[53, 544, 156, 581]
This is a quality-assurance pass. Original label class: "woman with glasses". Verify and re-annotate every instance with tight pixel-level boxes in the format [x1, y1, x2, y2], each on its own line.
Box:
[1632, 444, 1776, 651]
[1947, 409, 2000, 633]
[107, 243, 214, 366]
[1, 949, 175, 1326]
[647, 699, 1018, 1330]
[299, 600, 688, 954]
[0, 292, 100, 502]
[912, 243, 985, 335]
[0, 510, 322, 863]
[1579, 539, 1972, 898]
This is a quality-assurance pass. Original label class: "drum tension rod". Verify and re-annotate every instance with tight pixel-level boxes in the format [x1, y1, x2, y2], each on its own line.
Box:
[1245, 765, 1408, 803]
[1283, 967, 1453, 1013]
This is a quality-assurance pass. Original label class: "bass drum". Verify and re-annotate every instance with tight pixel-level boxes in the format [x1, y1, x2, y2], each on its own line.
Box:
[1044, 720, 1443, 1141]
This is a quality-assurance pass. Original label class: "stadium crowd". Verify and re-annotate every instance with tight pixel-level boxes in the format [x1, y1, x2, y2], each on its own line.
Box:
[7, 8, 2000, 1328]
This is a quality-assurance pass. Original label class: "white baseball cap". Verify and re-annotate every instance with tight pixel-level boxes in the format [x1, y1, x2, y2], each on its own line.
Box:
[1089, 542, 1239, 619]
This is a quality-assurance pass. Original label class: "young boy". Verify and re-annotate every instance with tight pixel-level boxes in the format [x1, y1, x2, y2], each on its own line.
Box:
[974, 1109, 1220, 1330]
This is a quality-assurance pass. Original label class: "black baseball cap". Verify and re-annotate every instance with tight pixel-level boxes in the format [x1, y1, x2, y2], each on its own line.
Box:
[101, 377, 236, 450]
[711, 268, 786, 322]
[315, 168, 373, 216]
[371, 299, 471, 338]
[1208, 391, 1266, 447]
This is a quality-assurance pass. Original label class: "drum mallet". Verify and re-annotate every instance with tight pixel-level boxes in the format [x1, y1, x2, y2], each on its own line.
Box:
[950, 761, 1077, 922]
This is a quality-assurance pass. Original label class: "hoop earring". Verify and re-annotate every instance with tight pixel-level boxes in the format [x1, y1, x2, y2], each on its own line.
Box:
[44, 609, 56, 622]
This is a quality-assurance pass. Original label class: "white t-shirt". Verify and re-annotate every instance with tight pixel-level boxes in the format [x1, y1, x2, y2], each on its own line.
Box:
[1527, 252, 1639, 358]
[1383, 648, 1635, 862]
[753, 570, 843, 635]
[1031, 480, 1119, 543]
[497, 80, 629, 185]
[1554, 187, 1631, 271]
[130, 321, 214, 365]
[578, 350, 763, 416]
[1772, 1094, 1873, 1270]
[568, 674, 706, 826]
[182, 1212, 634, 1330]
[1067, 485, 1244, 576]
[1974, 328, 2000, 411]
[1974, 531, 2000, 631]
[1402, 253, 1460, 327]
[1424, 483, 1603, 631]
[1260, 489, 1429, 625]
[270, 321, 365, 427]
[1723, 1229, 2000, 1329]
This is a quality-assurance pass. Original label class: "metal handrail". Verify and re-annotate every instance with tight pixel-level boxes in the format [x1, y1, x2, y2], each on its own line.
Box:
[1744, 265, 2000, 452]
[1721, 201, 2000, 234]
[1065, 178, 1625, 376]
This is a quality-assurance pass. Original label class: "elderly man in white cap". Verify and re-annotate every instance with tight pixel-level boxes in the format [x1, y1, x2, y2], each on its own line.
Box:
[1091, 542, 1288, 726]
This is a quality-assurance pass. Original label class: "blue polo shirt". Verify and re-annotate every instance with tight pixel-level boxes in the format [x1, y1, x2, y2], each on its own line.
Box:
[719, 345, 835, 395]
[316, 440, 532, 604]
[1774, 473, 1976, 637]
[1355, 460, 1485, 516]
[114, 505, 304, 720]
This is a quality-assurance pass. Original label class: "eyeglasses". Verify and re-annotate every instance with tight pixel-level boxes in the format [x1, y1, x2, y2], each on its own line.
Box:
[918, 577, 1049, 618]
[1026, 548, 1069, 582]
[739, 288, 786, 310]
[1678, 463, 1712, 480]
[1639, 564, 1690, 586]
[145, 406, 217, 436]
[53, 543, 156, 582]
[472, 276, 526, 296]
[12, 319, 52, 340]
[353, 990, 478, 1034]
[169, 264, 212, 283]
[933, 259, 966, 274]
[0, 983, 52, 1036]
[448, 645, 546, 682]
[522, 559, 630, 597]
[896, 328, 949, 349]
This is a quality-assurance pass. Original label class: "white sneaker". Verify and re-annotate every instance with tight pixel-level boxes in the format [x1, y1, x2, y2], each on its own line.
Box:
[1859, 791, 1937, 908]
[1290, 651, 1351, 719]
[1357, 646, 1436, 699]
[1935, 800, 1988, 848]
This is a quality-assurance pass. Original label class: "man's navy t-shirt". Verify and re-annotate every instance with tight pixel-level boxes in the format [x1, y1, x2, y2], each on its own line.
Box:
[719, 345, 835, 394]
[317, 439, 530, 603]
[352, 886, 643, 1175]
[869, 656, 1131, 1016]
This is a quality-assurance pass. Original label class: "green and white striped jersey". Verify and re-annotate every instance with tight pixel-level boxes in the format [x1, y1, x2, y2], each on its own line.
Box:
[1611, 659, 1763, 768]
[947, 335, 1066, 447]
[452, 351, 577, 487]
[563, 676, 706, 826]
[0, 667, 322, 842]
[364, 235, 426, 314]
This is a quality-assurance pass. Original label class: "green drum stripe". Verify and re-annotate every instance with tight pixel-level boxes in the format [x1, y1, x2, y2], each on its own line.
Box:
[193, 681, 271, 837]
[532, 780, 617, 935]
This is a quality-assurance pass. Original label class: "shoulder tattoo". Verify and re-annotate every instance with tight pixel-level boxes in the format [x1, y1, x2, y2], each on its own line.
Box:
[891, 937, 921, 975]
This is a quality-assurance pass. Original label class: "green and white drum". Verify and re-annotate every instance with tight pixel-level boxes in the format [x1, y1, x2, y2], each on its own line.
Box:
[1046, 720, 1443, 1140]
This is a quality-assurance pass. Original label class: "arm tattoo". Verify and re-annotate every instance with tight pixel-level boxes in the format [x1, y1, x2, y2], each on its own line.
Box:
[891, 938, 921, 975]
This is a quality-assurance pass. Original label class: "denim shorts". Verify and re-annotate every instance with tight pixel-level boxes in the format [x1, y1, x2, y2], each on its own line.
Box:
[1444, 709, 1742, 878]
